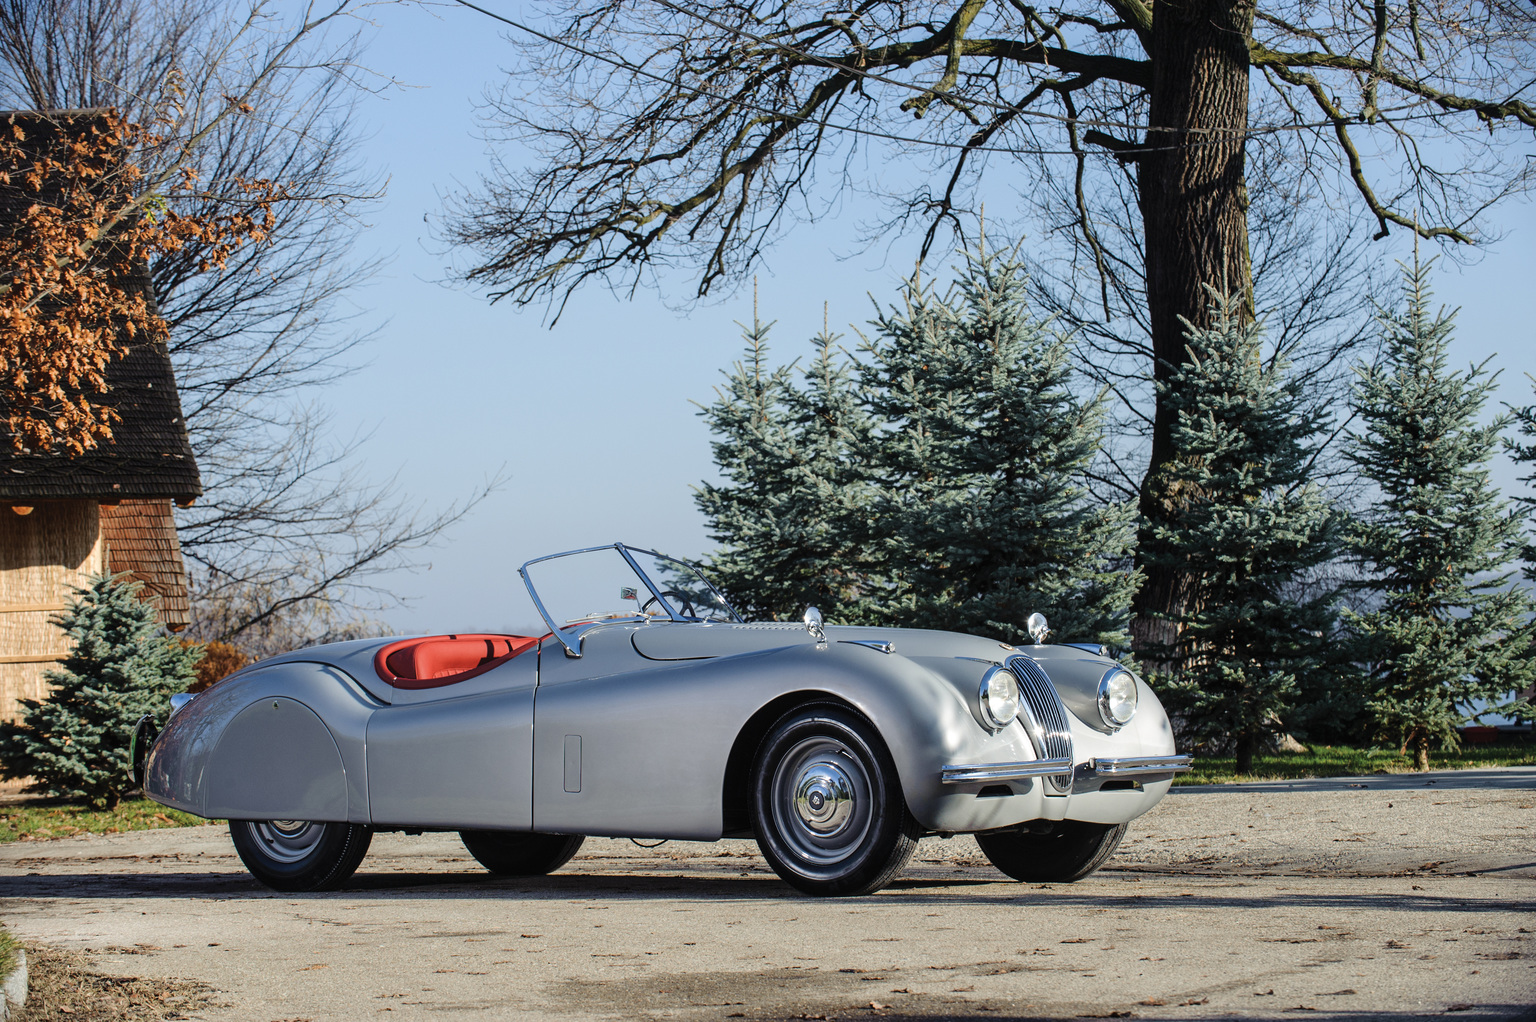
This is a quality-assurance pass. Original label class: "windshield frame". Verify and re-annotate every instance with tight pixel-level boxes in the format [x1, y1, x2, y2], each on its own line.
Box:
[518, 543, 741, 657]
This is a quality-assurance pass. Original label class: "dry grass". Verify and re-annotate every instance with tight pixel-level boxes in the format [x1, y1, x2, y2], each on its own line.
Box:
[10, 945, 221, 1021]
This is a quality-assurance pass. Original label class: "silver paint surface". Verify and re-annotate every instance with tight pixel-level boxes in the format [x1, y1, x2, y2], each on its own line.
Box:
[143, 618, 1181, 840]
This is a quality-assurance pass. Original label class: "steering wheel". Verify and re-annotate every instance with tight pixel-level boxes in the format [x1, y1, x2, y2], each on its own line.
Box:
[639, 589, 696, 619]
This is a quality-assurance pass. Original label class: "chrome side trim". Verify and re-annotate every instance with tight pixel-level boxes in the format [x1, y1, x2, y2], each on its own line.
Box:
[1091, 754, 1194, 776]
[838, 639, 893, 654]
[939, 757, 1074, 785]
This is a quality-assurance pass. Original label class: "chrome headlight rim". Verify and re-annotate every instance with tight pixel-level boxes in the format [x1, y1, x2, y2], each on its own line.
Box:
[979, 665, 1021, 731]
[1097, 668, 1139, 729]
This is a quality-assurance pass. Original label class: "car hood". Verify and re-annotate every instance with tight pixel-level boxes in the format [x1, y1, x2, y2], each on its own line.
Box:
[630, 621, 1129, 734]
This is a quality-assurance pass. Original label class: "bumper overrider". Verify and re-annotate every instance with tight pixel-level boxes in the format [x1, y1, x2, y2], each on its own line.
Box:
[939, 754, 1193, 786]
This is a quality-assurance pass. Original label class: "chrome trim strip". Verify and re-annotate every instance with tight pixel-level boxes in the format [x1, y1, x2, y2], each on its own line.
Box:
[838, 639, 893, 654]
[939, 757, 1075, 785]
[1091, 754, 1194, 776]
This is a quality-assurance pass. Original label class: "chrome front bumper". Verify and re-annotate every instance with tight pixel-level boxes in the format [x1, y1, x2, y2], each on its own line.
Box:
[939, 753, 1192, 786]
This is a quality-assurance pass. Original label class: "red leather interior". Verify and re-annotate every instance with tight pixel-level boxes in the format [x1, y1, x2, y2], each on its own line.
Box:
[374, 633, 539, 690]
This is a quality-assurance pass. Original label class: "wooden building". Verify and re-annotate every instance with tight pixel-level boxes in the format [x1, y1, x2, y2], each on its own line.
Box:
[0, 110, 202, 725]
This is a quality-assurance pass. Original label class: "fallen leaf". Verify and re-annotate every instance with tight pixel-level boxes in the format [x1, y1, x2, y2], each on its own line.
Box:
[1061, 937, 1094, 943]
[1180, 998, 1208, 1006]
[298, 963, 328, 971]
[1138, 998, 1167, 1006]
[1256, 989, 1276, 996]
[869, 1002, 891, 1010]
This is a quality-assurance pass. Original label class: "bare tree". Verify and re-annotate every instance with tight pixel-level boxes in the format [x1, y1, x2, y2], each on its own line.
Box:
[445, 0, 1533, 649]
[0, 0, 499, 648]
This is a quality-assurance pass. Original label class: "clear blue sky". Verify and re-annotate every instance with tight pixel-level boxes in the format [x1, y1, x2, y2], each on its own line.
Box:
[326, 1, 1536, 636]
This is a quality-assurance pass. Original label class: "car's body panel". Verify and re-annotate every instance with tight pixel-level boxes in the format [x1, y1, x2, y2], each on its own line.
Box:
[147, 661, 380, 822]
[366, 651, 538, 829]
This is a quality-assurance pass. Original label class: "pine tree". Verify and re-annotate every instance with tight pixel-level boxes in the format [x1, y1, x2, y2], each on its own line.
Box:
[1508, 383, 1536, 721]
[0, 574, 199, 807]
[1345, 262, 1536, 767]
[696, 310, 876, 622]
[1144, 289, 1341, 773]
[860, 245, 1138, 646]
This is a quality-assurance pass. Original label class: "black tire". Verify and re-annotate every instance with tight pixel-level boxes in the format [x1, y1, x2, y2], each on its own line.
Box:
[975, 820, 1128, 882]
[750, 703, 919, 897]
[229, 819, 373, 892]
[459, 831, 585, 875]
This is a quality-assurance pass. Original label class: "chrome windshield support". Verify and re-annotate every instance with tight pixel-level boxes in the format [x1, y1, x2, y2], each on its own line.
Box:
[939, 757, 1074, 785]
[1090, 754, 1194, 777]
[614, 543, 687, 623]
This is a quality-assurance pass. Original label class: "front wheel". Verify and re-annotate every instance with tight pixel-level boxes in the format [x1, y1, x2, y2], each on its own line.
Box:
[750, 704, 918, 897]
[975, 821, 1127, 883]
[459, 831, 585, 875]
[229, 819, 373, 892]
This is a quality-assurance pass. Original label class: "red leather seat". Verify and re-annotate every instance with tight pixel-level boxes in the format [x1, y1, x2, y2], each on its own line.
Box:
[374, 634, 539, 689]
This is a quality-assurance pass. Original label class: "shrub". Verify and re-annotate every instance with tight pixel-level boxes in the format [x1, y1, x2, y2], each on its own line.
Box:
[0, 574, 199, 807]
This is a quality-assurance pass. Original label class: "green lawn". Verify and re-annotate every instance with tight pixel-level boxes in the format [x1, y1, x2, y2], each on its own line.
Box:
[0, 797, 212, 843]
[1178, 740, 1536, 785]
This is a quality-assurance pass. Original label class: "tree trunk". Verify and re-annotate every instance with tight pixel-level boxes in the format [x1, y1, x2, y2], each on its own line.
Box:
[1235, 734, 1257, 775]
[1414, 730, 1430, 772]
[1130, 0, 1256, 656]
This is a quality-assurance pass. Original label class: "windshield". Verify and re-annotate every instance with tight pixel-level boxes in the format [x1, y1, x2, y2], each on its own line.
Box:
[519, 544, 739, 647]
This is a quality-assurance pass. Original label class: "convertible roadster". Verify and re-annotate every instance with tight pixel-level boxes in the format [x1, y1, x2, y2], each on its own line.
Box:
[134, 543, 1191, 896]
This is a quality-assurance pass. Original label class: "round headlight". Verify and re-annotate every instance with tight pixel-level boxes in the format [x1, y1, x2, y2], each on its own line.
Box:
[979, 666, 1020, 730]
[1098, 669, 1139, 728]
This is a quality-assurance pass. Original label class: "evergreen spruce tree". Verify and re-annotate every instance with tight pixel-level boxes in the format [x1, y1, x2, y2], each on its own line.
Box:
[861, 245, 1138, 646]
[1508, 383, 1536, 720]
[1345, 263, 1536, 767]
[696, 310, 876, 622]
[0, 574, 199, 807]
[1144, 289, 1341, 773]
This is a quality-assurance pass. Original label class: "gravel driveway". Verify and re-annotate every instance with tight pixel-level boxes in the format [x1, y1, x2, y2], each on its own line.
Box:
[1, 775, 1532, 1021]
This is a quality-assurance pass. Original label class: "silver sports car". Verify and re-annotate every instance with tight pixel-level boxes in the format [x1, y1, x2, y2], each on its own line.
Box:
[134, 543, 1191, 896]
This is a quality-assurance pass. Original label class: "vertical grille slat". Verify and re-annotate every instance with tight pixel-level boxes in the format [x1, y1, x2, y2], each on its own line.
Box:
[1007, 656, 1075, 792]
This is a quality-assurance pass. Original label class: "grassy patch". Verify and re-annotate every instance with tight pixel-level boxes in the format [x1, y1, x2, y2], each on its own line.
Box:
[1178, 740, 1536, 785]
[0, 798, 212, 843]
[0, 925, 18, 985]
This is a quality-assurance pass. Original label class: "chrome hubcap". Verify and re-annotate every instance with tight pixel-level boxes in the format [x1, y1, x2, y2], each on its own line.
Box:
[250, 820, 323, 864]
[771, 735, 874, 872]
[794, 764, 855, 836]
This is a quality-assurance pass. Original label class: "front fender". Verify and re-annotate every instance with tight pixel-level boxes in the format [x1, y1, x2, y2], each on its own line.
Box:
[741, 643, 1044, 833]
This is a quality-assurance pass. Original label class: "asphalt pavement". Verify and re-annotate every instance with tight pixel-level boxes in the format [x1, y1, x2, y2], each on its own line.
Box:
[0, 781, 1532, 1021]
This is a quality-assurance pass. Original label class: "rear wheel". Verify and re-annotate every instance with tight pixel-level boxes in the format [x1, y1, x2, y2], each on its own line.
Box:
[229, 820, 372, 892]
[976, 821, 1127, 882]
[459, 831, 585, 875]
[750, 704, 918, 897]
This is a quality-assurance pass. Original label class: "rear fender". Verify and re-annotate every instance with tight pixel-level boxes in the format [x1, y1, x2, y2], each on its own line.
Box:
[143, 661, 381, 822]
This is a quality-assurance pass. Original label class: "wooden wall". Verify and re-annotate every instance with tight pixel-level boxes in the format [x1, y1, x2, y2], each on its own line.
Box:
[0, 502, 104, 725]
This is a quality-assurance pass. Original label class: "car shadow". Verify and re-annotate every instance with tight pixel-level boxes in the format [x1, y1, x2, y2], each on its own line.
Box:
[0, 868, 1529, 915]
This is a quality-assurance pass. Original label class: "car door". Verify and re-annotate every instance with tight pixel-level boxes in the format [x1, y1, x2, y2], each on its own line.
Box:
[365, 650, 538, 829]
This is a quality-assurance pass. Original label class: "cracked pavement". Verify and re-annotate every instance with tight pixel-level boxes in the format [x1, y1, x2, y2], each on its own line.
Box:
[1, 779, 1532, 1021]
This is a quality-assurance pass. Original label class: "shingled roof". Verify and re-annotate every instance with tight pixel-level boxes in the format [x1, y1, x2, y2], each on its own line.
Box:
[0, 109, 201, 503]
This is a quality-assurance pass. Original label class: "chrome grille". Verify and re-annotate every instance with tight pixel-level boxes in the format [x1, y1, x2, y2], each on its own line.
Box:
[1007, 656, 1074, 792]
